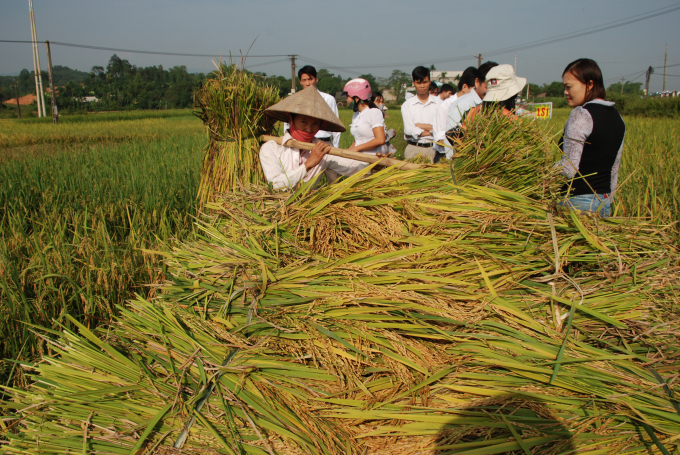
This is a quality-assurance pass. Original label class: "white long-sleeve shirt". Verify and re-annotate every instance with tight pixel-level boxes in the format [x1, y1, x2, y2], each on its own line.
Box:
[444, 88, 483, 132]
[283, 90, 341, 148]
[401, 94, 439, 145]
[432, 92, 459, 152]
[441, 89, 483, 158]
[259, 133, 367, 190]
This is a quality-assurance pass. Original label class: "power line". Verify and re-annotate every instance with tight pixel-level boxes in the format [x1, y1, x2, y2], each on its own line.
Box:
[296, 3, 680, 72]
[0, 39, 290, 58]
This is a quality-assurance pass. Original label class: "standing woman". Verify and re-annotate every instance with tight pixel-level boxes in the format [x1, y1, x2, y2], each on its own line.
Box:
[344, 78, 388, 155]
[557, 58, 625, 217]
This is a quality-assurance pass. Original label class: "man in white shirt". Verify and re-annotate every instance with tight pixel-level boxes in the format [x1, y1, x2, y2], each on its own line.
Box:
[438, 84, 455, 102]
[283, 65, 341, 148]
[432, 67, 479, 158]
[440, 62, 498, 160]
[401, 66, 439, 162]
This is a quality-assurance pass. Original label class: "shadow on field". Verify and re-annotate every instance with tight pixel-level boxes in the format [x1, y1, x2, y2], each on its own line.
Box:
[433, 395, 576, 455]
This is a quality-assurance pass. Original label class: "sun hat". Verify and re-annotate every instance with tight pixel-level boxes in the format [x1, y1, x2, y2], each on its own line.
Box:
[264, 87, 346, 133]
[483, 64, 527, 102]
[343, 78, 372, 101]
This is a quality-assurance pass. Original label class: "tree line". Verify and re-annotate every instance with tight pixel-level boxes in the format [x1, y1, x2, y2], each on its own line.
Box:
[1, 54, 647, 114]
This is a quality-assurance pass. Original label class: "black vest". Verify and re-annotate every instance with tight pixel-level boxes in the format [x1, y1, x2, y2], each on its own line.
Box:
[561, 103, 625, 196]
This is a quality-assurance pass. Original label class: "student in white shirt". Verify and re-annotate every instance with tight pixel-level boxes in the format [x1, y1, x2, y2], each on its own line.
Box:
[282, 65, 341, 148]
[440, 62, 499, 160]
[429, 82, 440, 103]
[432, 67, 479, 158]
[438, 84, 455, 102]
[401, 66, 439, 162]
[344, 78, 388, 156]
[260, 88, 367, 190]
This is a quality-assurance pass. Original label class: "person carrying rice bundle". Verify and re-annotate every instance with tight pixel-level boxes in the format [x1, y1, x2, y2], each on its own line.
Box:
[260, 88, 367, 190]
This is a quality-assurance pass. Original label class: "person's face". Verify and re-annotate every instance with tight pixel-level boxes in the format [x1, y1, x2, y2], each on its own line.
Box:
[563, 71, 592, 107]
[375, 95, 384, 104]
[414, 77, 430, 97]
[429, 88, 438, 95]
[476, 78, 488, 99]
[293, 114, 322, 134]
[440, 90, 452, 100]
[300, 74, 318, 89]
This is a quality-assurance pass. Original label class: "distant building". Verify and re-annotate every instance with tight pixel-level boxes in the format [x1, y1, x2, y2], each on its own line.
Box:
[430, 70, 464, 84]
[82, 96, 100, 103]
[2, 94, 38, 105]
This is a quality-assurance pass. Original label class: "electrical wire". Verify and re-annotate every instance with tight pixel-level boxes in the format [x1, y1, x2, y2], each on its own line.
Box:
[0, 39, 290, 58]
[296, 3, 680, 72]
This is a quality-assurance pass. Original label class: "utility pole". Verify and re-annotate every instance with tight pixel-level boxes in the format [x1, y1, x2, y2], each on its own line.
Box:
[289, 55, 297, 95]
[526, 82, 529, 102]
[620, 77, 626, 96]
[28, 0, 46, 117]
[474, 54, 483, 68]
[45, 41, 58, 124]
[663, 44, 668, 93]
[645, 66, 654, 96]
[14, 81, 22, 119]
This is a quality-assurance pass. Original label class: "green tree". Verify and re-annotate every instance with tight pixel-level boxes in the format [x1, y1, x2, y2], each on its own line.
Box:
[527, 83, 541, 97]
[607, 81, 643, 95]
[543, 81, 564, 97]
[387, 70, 411, 102]
[317, 69, 343, 96]
[359, 74, 378, 92]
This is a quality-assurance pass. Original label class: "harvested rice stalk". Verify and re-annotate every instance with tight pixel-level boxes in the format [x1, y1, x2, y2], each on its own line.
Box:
[195, 63, 280, 204]
[5, 172, 679, 454]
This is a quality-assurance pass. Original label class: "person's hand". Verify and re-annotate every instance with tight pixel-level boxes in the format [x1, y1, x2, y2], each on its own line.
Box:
[375, 151, 394, 159]
[305, 141, 331, 170]
[347, 144, 361, 153]
[419, 130, 433, 137]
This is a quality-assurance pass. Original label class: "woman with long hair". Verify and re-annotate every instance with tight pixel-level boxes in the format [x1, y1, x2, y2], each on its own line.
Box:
[556, 58, 625, 217]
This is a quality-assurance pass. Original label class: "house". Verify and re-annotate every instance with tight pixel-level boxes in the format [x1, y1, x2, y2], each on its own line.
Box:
[83, 96, 100, 103]
[430, 70, 464, 84]
[2, 94, 38, 105]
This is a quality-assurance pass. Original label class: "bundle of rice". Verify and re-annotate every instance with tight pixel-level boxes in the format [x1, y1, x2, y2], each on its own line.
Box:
[4, 115, 680, 454]
[194, 64, 280, 204]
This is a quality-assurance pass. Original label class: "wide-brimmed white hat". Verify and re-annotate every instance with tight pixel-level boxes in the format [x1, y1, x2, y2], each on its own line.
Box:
[483, 64, 527, 102]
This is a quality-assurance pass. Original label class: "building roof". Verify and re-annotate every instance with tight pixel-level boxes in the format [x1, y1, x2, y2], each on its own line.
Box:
[430, 70, 464, 80]
[2, 94, 38, 106]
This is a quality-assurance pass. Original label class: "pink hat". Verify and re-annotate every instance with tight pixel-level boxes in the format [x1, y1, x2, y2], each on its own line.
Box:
[344, 78, 372, 100]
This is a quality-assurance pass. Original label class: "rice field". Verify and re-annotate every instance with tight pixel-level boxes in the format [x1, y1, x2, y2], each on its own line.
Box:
[0, 110, 204, 385]
[0, 102, 680, 453]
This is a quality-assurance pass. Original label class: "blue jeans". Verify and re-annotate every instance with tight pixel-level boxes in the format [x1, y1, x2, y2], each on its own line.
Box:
[558, 193, 612, 217]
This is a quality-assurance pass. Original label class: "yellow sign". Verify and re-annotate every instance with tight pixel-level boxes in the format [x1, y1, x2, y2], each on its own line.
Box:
[533, 102, 552, 119]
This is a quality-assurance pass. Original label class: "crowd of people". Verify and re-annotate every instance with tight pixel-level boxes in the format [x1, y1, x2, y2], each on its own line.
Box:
[259, 59, 625, 218]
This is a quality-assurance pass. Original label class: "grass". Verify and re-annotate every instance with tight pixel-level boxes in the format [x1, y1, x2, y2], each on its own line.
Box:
[0, 110, 204, 385]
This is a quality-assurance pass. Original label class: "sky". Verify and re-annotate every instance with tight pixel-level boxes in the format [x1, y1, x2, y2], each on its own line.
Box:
[1, 0, 679, 92]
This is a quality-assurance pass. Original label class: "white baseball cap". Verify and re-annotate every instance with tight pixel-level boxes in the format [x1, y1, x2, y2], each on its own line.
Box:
[483, 64, 527, 102]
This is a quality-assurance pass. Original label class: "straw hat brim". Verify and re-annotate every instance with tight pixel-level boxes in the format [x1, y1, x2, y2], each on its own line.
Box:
[264, 87, 346, 133]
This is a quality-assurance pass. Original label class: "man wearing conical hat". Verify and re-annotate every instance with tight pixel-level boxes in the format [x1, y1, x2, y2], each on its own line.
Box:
[261, 88, 367, 190]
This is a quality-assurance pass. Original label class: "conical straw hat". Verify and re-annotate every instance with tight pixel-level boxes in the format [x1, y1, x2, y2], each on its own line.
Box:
[264, 87, 346, 133]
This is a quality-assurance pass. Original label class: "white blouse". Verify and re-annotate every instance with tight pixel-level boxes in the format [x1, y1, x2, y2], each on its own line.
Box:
[259, 133, 367, 190]
[350, 107, 387, 155]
